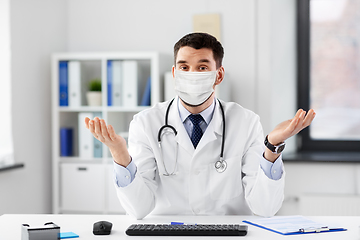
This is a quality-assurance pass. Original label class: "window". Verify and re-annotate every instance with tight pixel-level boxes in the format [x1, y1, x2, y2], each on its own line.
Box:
[0, 0, 14, 166]
[297, 0, 360, 152]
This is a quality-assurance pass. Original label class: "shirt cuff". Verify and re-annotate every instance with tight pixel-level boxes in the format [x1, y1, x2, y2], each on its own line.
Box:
[113, 159, 137, 188]
[260, 154, 284, 180]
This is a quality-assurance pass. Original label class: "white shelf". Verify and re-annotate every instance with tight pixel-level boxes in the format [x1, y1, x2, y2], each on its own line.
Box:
[51, 51, 164, 214]
[58, 106, 103, 112]
[58, 106, 150, 112]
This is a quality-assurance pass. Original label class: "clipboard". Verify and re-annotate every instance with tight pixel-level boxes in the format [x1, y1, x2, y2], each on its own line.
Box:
[242, 216, 347, 235]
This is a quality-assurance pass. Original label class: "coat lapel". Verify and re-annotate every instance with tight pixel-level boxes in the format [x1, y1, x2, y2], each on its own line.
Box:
[168, 97, 195, 155]
[195, 99, 224, 153]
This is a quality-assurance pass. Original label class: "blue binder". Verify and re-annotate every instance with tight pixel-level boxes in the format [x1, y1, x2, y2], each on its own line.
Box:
[140, 76, 151, 106]
[59, 61, 68, 106]
[60, 128, 73, 156]
[107, 60, 112, 106]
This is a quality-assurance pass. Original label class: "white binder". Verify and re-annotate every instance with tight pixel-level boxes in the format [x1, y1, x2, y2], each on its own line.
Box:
[112, 61, 123, 106]
[68, 61, 81, 107]
[78, 112, 94, 158]
[122, 61, 138, 107]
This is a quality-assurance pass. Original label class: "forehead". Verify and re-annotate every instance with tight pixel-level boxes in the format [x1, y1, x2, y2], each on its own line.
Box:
[176, 46, 215, 64]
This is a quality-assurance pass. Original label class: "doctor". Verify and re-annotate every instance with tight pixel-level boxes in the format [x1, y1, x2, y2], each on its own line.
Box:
[85, 33, 315, 220]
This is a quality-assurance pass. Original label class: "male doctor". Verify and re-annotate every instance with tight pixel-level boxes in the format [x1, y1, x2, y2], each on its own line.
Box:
[85, 33, 315, 220]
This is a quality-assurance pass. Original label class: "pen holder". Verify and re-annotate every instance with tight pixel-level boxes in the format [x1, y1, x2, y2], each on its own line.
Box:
[21, 222, 60, 240]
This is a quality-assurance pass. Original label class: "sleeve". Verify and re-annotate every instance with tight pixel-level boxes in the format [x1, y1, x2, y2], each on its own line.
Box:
[259, 155, 284, 180]
[241, 115, 285, 217]
[113, 113, 158, 220]
[113, 160, 137, 187]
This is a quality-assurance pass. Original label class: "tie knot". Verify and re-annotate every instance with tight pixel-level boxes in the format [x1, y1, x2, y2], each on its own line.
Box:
[188, 114, 203, 125]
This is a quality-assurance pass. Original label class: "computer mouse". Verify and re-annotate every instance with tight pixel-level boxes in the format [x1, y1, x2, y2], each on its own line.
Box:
[93, 220, 113, 235]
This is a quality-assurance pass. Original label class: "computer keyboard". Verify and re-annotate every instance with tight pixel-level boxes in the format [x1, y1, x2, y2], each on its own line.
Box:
[125, 224, 248, 236]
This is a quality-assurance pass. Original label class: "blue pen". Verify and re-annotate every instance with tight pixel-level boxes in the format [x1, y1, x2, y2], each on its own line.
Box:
[171, 222, 196, 225]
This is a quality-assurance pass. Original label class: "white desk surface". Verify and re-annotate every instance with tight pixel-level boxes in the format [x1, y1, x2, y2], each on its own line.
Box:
[0, 214, 359, 239]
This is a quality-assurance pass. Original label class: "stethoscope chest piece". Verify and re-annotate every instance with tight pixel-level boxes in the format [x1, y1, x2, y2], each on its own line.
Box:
[215, 159, 227, 173]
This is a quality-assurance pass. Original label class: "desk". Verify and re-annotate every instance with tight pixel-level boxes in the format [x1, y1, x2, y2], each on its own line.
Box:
[0, 214, 359, 239]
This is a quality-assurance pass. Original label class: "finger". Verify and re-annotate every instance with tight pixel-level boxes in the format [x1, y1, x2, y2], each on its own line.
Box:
[89, 119, 96, 135]
[292, 110, 312, 134]
[100, 119, 111, 141]
[294, 109, 303, 118]
[298, 110, 306, 121]
[108, 125, 117, 141]
[284, 117, 299, 136]
[302, 109, 316, 127]
[94, 117, 105, 142]
[84, 117, 90, 129]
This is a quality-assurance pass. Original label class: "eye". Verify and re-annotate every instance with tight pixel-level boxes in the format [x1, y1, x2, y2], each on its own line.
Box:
[179, 65, 188, 71]
[199, 66, 208, 71]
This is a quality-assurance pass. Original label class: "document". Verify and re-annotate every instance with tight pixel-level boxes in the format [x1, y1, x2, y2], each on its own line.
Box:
[243, 216, 346, 235]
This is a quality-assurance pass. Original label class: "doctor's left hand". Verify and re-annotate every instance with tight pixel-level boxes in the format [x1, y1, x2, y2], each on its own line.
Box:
[85, 117, 131, 167]
[267, 109, 316, 147]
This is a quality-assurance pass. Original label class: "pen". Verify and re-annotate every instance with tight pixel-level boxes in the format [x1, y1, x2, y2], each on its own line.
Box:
[171, 222, 196, 225]
[299, 227, 329, 233]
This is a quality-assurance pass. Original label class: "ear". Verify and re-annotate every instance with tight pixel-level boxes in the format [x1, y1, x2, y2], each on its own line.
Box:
[172, 65, 175, 78]
[214, 66, 225, 86]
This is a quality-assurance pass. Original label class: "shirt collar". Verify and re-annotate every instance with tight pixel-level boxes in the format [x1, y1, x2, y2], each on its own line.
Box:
[178, 97, 216, 125]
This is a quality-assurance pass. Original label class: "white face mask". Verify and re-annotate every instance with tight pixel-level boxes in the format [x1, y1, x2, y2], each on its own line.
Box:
[174, 70, 217, 106]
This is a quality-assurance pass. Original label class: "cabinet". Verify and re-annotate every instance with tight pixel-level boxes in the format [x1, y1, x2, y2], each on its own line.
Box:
[51, 52, 166, 214]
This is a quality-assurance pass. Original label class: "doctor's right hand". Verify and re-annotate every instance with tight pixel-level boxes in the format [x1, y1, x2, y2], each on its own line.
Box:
[85, 117, 131, 167]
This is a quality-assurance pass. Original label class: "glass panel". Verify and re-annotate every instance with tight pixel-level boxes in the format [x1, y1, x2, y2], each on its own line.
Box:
[310, 0, 360, 140]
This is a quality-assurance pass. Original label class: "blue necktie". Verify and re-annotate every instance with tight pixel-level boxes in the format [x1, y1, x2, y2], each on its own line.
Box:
[188, 114, 204, 148]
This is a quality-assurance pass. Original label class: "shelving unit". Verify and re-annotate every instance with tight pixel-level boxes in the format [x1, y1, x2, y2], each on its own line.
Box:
[51, 52, 165, 214]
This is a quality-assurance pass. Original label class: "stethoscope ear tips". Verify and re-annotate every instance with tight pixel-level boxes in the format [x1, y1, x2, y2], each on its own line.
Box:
[215, 159, 227, 173]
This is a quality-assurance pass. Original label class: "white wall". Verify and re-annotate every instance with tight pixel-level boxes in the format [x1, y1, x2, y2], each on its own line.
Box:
[66, 0, 259, 111]
[2, 0, 300, 214]
[66, 0, 298, 133]
[0, 0, 67, 214]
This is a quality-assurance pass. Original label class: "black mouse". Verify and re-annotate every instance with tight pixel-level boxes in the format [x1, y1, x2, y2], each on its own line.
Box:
[93, 221, 113, 235]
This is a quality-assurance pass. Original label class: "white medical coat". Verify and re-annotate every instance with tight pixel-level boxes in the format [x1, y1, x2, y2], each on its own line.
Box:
[115, 97, 285, 219]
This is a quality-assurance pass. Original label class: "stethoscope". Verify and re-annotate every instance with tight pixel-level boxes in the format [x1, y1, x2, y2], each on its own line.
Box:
[157, 98, 227, 176]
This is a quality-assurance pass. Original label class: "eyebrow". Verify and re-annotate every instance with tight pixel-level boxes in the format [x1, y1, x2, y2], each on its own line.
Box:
[198, 59, 211, 63]
[176, 59, 211, 65]
[176, 60, 187, 65]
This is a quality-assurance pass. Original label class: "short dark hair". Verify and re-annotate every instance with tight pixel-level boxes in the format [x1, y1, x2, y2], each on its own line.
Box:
[174, 32, 224, 69]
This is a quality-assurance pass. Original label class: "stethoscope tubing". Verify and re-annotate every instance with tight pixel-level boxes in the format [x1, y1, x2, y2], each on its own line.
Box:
[157, 98, 177, 142]
[158, 98, 226, 175]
